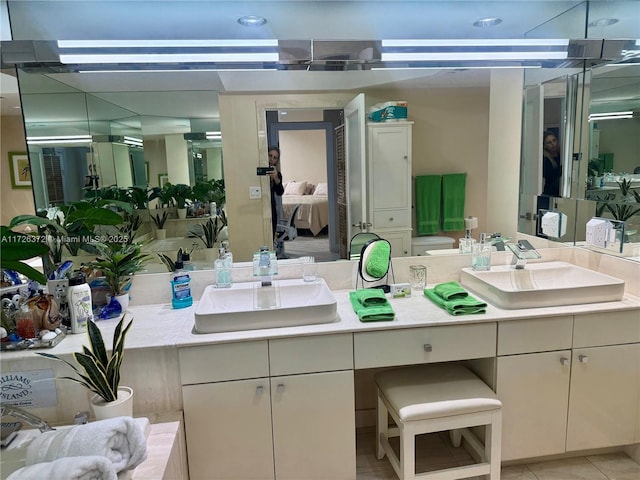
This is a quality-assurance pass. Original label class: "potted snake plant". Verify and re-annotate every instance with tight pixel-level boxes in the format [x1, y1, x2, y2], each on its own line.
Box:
[37, 315, 134, 419]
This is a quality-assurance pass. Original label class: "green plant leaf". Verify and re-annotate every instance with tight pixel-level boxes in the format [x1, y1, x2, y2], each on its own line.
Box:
[87, 320, 108, 368]
[74, 352, 116, 402]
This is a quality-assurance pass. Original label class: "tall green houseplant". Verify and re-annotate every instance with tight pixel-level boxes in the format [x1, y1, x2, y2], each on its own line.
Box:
[89, 242, 149, 296]
[37, 315, 132, 402]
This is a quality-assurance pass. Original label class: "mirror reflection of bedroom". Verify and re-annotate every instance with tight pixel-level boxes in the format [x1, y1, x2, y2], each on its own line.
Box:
[267, 109, 342, 262]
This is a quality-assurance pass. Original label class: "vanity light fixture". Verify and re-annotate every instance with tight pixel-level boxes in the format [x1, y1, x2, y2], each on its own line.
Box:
[206, 131, 222, 140]
[588, 111, 634, 122]
[380, 39, 569, 62]
[26, 135, 92, 145]
[123, 136, 143, 147]
[57, 39, 279, 64]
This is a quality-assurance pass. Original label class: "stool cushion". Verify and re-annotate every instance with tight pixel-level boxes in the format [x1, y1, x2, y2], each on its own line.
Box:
[375, 364, 502, 422]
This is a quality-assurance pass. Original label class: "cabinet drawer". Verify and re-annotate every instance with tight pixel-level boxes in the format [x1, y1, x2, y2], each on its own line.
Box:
[573, 310, 640, 347]
[373, 209, 410, 229]
[354, 323, 496, 369]
[270, 334, 353, 375]
[179, 341, 269, 384]
[498, 316, 573, 355]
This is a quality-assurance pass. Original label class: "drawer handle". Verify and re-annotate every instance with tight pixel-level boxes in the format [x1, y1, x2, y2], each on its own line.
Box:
[256, 386, 264, 395]
[277, 383, 285, 393]
[578, 354, 589, 364]
[560, 357, 570, 366]
[423, 344, 433, 352]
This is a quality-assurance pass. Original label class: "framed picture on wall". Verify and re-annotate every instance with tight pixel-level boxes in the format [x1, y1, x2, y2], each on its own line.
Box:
[8, 152, 31, 189]
[158, 173, 169, 188]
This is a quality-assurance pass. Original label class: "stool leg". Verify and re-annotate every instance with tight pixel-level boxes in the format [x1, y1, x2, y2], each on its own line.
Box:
[487, 410, 502, 480]
[399, 427, 415, 480]
[376, 392, 387, 460]
[449, 429, 462, 447]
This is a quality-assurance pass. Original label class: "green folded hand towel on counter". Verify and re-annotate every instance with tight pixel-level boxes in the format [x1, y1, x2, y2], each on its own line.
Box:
[349, 291, 395, 322]
[351, 288, 389, 307]
[433, 281, 470, 301]
[424, 282, 487, 316]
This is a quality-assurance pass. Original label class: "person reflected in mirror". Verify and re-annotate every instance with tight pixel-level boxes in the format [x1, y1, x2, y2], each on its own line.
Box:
[268, 146, 285, 242]
[542, 130, 562, 197]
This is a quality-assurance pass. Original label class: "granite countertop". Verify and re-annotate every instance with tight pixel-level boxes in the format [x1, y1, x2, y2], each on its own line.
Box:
[8, 285, 638, 359]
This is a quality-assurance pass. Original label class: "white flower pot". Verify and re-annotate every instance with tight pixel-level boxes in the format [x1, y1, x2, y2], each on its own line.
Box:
[106, 293, 130, 313]
[155, 228, 167, 240]
[177, 208, 187, 219]
[90, 386, 134, 420]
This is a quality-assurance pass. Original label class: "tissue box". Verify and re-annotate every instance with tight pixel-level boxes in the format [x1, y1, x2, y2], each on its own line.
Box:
[368, 101, 408, 122]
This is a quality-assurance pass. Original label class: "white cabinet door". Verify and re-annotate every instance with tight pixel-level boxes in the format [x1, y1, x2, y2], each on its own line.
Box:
[379, 229, 411, 257]
[271, 370, 356, 480]
[182, 379, 274, 480]
[566, 344, 640, 451]
[368, 123, 411, 213]
[496, 351, 571, 460]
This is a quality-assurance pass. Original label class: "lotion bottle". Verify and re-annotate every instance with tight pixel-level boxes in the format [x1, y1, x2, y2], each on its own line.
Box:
[67, 271, 93, 333]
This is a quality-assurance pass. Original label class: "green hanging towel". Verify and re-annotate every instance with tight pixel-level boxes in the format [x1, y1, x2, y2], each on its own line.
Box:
[415, 175, 442, 235]
[442, 173, 466, 231]
[364, 241, 391, 278]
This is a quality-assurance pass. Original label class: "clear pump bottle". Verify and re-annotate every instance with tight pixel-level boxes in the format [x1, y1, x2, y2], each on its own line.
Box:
[215, 246, 232, 288]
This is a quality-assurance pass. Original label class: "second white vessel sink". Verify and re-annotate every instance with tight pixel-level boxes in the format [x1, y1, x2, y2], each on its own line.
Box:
[194, 278, 338, 334]
[460, 261, 625, 309]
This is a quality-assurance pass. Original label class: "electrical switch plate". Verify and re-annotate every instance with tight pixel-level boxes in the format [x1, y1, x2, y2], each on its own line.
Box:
[249, 186, 261, 199]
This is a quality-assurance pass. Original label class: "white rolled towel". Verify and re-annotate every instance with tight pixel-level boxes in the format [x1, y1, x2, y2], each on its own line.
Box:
[7, 455, 117, 480]
[25, 416, 147, 473]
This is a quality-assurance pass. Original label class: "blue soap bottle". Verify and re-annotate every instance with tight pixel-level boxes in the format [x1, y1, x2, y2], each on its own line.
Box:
[171, 261, 193, 309]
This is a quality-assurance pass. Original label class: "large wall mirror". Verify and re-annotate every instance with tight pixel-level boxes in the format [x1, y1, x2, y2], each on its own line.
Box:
[520, 61, 640, 261]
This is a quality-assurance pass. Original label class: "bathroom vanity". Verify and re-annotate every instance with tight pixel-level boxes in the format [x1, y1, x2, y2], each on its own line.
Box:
[1, 247, 638, 480]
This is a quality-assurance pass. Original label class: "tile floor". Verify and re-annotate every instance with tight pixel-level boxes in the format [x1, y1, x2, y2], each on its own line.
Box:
[356, 428, 640, 480]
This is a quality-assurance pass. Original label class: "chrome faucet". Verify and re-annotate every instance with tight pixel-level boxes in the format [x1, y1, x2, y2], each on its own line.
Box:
[258, 246, 273, 287]
[507, 239, 542, 270]
[1, 405, 55, 432]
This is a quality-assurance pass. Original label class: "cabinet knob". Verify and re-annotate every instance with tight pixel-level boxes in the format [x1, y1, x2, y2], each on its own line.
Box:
[256, 385, 264, 395]
[423, 344, 433, 352]
[578, 354, 589, 364]
[560, 357, 570, 366]
[389, 217, 394, 221]
[277, 383, 285, 393]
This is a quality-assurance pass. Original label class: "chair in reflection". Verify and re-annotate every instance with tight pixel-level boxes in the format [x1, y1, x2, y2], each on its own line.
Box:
[275, 203, 301, 259]
[349, 232, 380, 260]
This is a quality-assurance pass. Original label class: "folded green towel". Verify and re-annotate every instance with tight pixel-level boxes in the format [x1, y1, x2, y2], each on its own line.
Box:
[442, 173, 466, 231]
[415, 175, 442, 235]
[364, 241, 391, 278]
[351, 288, 389, 307]
[433, 281, 469, 301]
[349, 291, 395, 322]
[424, 287, 487, 316]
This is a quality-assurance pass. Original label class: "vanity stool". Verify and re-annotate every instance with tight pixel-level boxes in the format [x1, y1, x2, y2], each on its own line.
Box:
[374, 363, 503, 480]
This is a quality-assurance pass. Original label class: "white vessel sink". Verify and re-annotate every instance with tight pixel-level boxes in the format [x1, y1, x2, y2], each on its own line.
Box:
[460, 261, 625, 309]
[194, 278, 338, 334]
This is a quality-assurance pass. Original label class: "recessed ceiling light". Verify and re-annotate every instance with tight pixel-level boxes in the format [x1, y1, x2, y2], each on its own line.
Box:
[588, 18, 619, 27]
[237, 15, 267, 26]
[473, 17, 502, 28]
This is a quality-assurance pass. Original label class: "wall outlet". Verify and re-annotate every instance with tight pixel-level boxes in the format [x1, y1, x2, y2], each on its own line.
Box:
[249, 186, 261, 199]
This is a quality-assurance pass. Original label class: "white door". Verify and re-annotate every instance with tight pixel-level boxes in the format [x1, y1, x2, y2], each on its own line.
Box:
[344, 93, 368, 243]
[519, 85, 543, 234]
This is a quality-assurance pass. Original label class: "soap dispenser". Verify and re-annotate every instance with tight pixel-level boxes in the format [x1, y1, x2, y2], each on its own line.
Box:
[215, 246, 232, 288]
[472, 233, 492, 271]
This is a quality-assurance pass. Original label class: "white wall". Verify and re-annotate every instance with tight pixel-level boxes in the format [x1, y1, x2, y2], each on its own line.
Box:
[165, 134, 190, 185]
[279, 129, 327, 187]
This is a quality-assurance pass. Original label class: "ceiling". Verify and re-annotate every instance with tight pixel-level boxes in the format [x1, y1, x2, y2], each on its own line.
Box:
[1, 1, 638, 121]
